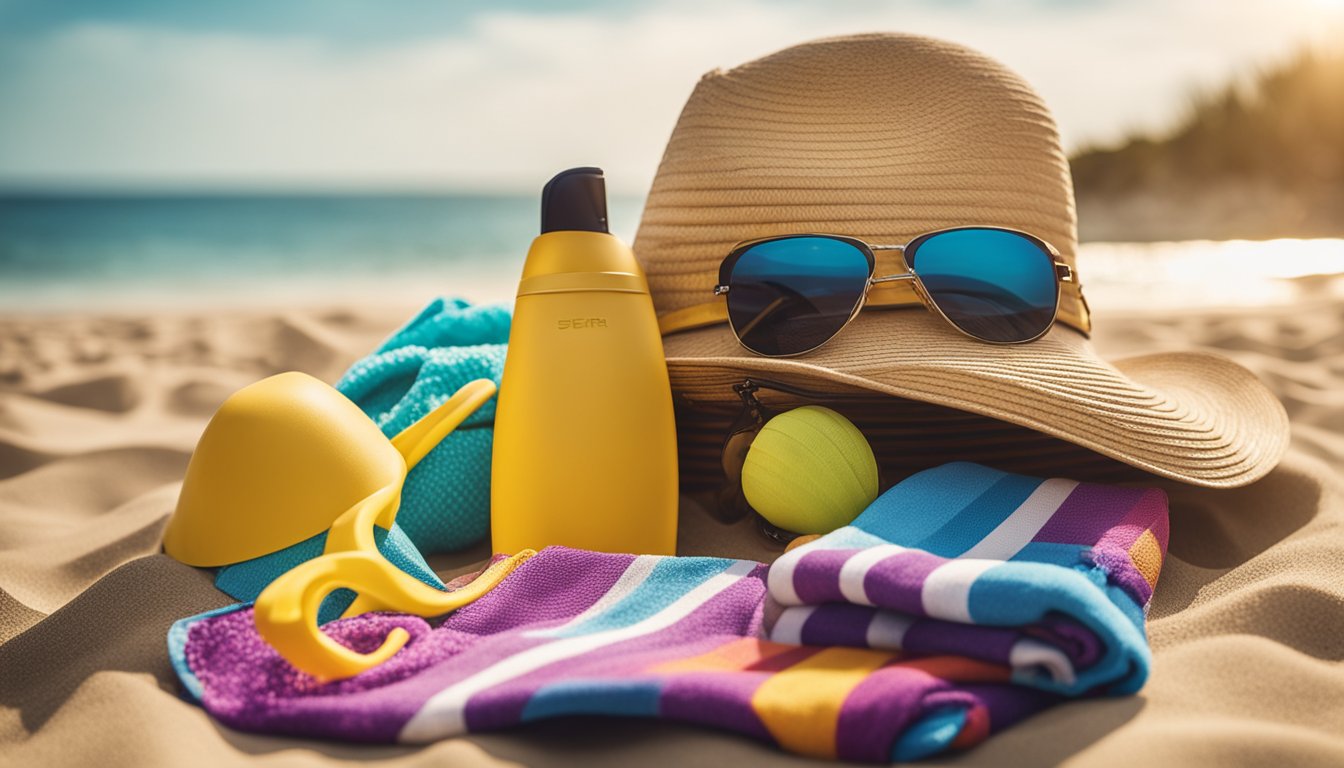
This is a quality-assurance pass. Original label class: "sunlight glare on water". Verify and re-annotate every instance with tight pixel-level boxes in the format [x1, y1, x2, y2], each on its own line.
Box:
[1078, 238, 1344, 311]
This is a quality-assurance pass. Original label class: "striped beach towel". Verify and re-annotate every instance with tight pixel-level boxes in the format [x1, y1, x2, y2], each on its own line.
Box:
[169, 462, 1167, 762]
[765, 461, 1168, 696]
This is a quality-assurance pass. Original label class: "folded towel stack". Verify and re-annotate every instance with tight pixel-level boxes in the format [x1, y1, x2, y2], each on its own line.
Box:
[766, 461, 1168, 696]
[170, 463, 1167, 762]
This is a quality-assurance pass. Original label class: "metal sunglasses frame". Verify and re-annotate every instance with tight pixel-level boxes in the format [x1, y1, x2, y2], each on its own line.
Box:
[713, 226, 1074, 357]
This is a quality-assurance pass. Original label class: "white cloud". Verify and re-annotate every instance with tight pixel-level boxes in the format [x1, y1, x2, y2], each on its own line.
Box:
[0, 0, 1338, 193]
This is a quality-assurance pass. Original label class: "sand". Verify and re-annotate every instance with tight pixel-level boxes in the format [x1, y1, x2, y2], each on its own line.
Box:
[1, 296, 1342, 767]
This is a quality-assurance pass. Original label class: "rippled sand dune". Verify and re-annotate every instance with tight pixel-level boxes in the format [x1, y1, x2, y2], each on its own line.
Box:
[1, 293, 1341, 766]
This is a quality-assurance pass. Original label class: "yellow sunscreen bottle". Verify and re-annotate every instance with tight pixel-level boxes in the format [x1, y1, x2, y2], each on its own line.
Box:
[491, 167, 678, 555]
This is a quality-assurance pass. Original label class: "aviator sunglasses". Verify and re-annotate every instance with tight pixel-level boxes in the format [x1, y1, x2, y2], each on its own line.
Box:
[709, 227, 1075, 356]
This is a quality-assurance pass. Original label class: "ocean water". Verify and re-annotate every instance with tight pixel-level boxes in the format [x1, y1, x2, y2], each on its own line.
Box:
[0, 194, 1340, 313]
[0, 194, 645, 312]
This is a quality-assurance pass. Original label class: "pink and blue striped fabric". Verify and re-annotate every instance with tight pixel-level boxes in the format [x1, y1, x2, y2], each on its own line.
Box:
[168, 462, 1167, 762]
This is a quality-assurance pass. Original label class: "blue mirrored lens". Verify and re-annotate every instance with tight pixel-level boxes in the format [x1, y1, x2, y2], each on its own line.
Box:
[909, 228, 1057, 342]
[726, 236, 871, 356]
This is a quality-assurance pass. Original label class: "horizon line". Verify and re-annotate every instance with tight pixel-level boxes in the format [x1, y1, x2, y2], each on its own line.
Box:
[0, 182, 652, 198]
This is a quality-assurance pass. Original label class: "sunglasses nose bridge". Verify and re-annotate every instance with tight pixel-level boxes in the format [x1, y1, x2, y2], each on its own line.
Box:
[867, 244, 909, 271]
[911, 277, 937, 314]
[866, 265, 939, 313]
[872, 242, 936, 308]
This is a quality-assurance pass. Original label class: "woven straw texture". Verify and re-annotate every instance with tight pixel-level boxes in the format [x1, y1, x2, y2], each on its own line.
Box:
[632, 33, 1289, 488]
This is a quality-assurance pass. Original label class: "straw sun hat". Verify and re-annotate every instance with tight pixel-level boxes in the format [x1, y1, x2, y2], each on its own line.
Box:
[634, 33, 1289, 489]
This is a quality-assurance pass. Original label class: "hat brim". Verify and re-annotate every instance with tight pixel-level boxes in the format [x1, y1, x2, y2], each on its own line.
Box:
[662, 308, 1289, 488]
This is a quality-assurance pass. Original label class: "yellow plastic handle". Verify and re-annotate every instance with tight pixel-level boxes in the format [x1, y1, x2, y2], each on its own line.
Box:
[254, 549, 533, 681]
[391, 379, 497, 470]
[252, 377, 517, 681]
[335, 377, 496, 617]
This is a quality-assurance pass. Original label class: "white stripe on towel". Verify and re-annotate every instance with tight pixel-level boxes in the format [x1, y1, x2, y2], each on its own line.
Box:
[920, 559, 999, 623]
[525, 555, 659, 637]
[1009, 637, 1077, 687]
[960, 479, 1079, 560]
[766, 548, 806, 606]
[838, 544, 907, 606]
[399, 559, 758, 742]
[865, 611, 914, 651]
[769, 606, 817, 645]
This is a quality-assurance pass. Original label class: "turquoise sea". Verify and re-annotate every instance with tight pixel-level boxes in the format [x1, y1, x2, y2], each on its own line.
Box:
[0, 194, 646, 312]
[0, 194, 1340, 313]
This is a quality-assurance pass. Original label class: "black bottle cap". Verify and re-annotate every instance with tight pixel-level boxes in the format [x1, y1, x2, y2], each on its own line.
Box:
[540, 167, 609, 234]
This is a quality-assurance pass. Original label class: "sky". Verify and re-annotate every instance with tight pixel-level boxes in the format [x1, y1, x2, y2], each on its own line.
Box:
[0, 0, 1340, 194]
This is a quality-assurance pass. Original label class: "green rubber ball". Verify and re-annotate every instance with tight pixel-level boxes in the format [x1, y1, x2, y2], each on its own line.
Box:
[741, 405, 879, 535]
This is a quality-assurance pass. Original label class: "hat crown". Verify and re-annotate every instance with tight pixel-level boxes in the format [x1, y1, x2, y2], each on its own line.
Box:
[634, 33, 1083, 326]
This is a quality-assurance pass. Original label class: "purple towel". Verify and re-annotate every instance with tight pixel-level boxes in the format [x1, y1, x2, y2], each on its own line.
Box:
[169, 463, 1167, 761]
